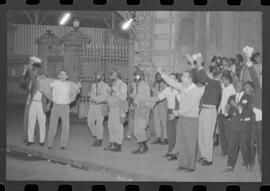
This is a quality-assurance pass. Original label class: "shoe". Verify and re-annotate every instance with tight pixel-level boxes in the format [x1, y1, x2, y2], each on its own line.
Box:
[160, 139, 168, 145]
[184, 168, 195, 172]
[202, 160, 213, 166]
[26, 141, 34, 146]
[198, 157, 206, 163]
[110, 144, 121, 152]
[60, 147, 67, 150]
[177, 167, 186, 171]
[104, 143, 114, 151]
[132, 142, 143, 154]
[92, 139, 102, 147]
[39, 143, 45, 146]
[222, 167, 234, 173]
[152, 138, 162, 144]
[164, 152, 173, 158]
[167, 155, 177, 161]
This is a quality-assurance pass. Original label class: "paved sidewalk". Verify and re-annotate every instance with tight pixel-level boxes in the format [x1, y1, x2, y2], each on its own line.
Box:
[6, 104, 261, 181]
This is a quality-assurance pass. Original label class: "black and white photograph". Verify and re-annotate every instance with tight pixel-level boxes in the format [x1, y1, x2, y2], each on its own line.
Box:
[6, 10, 262, 181]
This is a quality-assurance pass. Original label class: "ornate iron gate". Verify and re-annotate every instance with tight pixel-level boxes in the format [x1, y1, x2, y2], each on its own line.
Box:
[78, 43, 129, 118]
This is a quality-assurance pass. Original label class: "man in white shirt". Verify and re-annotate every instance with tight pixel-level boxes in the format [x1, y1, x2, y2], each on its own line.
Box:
[157, 73, 180, 157]
[47, 69, 72, 150]
[218, 72, 236, 156]
[27, 73, 49, 146]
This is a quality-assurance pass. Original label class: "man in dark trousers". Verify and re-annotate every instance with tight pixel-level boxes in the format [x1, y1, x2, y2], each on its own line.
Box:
[223, 81, 254, 172]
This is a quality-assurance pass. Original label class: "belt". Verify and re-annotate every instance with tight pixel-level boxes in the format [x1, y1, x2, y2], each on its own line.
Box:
[32, 100, 41, 102]
[201, 104, 216, 109]
[241, 117, 251, 122]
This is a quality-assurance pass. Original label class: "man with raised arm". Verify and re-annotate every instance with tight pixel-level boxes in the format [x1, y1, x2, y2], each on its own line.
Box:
[157, 66, 204, 172]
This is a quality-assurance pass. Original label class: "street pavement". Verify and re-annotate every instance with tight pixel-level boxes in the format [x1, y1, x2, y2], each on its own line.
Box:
[6, 104, 261, 181]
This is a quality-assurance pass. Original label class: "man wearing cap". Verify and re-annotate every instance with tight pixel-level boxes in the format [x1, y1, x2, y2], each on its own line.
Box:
[151, 72, 168, 145]
[87, 72, 110, 147]
[20, 56, 43, 143]
[105, 71, 128, 152]
[130, 70, 152, 154]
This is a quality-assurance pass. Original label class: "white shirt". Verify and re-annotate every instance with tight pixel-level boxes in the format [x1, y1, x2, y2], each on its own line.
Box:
[219, 84, 236, 114]
[32, 90, 42, 101]
[236, 91, 244, 103]
[158, 87, 179, 109]
[50, 80, 71, 105]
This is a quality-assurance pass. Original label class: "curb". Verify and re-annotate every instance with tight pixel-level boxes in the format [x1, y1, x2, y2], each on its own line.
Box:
[7, 144, 164, 181]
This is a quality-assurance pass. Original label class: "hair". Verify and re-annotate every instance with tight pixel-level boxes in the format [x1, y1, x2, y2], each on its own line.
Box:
[245, 81, 255, 91]
[32, 63, 42, 70]
[185, 70, 195, 82]
[222, 71, 233, 83]
[176, 73, 183, 82]
[236, 54, 244, 62]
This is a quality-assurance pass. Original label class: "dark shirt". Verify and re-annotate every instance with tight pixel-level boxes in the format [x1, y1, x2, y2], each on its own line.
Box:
[248, 65, 262, 109]
[196, 69, 222, 107]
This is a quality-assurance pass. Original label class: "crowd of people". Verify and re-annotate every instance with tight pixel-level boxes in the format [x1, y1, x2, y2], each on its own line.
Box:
[20, 45, 262, 174]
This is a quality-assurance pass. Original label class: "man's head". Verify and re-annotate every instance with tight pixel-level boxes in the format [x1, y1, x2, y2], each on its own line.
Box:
[94, 72, 104, 83]
[32, 63, 42, 76]
[236, 54, 244, 64]
[181, 70, 194, 87]
[58, 69, 69, 81]
[109, 70, 121, 84]
[155, 72, 163, 83]
[221, 72, 232, 87]
[244, 81, 255, 95]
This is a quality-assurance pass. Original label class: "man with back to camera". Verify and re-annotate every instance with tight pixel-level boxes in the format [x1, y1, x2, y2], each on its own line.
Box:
[87, 72, 110, 147]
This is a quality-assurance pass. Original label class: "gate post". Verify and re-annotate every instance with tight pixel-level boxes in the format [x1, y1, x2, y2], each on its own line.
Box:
[62, 21, 90, 114]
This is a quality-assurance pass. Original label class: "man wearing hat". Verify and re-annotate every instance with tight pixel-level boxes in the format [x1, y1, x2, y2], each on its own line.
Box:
[87, 72, 110, 147]
[105, 70, 128, 152]
[130, 69, 152, 154]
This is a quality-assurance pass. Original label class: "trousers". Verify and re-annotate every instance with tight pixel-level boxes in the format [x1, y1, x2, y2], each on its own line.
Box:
[167, 109, 177, 152]
[134, 106, 150, 142]
[108, 107, 123, 145]
[48, 104, 70, 148]
[87, 104, 105, 140]
[153, 101, 167, 139]
[227, 121, 252, 168]
[198, 107, 217, 162]
[28, 101, 46, 143]
[177, 116, 199, 170]
[218, 114, 229, 155]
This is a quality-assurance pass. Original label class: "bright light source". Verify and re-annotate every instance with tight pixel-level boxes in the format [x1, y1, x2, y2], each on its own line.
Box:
[60, 13, 71, 25]
[121, 19, 134, 31]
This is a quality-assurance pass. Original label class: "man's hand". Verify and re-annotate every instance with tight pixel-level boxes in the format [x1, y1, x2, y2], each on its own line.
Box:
[168, 113, 175, 121]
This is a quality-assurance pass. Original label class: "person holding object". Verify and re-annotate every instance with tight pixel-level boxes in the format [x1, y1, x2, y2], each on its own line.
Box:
[189, 53, 222, 166]
[27, 73, 50, 146]
[20, 56, 43, 144]
[223, 80, 254, 172]
[104, 71, 128, 152]
[130, 70, 153, 154]
[38, 69, 81, 150]
[243, 46, 262, 171]
[87, 72, 109, 147]
[157, 66, 204, 172]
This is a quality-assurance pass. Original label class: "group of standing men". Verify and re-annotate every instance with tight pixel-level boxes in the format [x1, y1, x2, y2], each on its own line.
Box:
[20, 45, 261, 173]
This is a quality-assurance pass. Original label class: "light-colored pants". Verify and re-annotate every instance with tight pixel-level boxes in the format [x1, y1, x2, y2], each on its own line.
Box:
[134, 107, 150, 142]
[108, 107, 123, 145]
[87, 104, 105, 140]
[48, 104, 70, 148]
[198, 107, 217, 162]
[153, 101, 167, 139]
[28, 101, 46, 143]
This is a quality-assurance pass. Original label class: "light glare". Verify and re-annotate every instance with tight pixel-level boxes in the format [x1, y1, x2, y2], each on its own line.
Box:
[60, 13, 71, 25]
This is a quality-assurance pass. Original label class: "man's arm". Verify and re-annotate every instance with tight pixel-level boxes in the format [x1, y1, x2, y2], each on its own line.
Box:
[196, 68, 217, 85]
[247, 61, 261, 91]
[159, 72, 184, 92]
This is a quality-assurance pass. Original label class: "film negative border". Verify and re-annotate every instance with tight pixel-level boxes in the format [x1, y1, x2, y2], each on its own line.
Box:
[1, 0, 270, 191]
